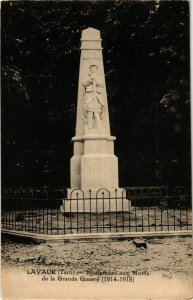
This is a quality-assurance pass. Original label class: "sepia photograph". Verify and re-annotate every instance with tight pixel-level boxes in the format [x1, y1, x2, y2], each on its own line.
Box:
[1, 0, 192, 299]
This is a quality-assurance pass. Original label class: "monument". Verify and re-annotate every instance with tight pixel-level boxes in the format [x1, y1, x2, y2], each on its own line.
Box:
[61, 27, 130, 212]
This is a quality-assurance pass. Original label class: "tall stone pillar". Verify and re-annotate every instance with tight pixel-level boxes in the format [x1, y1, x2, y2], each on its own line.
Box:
[62, 28, 130, 212]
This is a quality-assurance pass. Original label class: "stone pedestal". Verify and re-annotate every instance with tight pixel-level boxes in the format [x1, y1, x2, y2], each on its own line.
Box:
[61, 28, 130, 213]
[71, 134, 118, 189]
[62, 188, 130, 213]
[60, 188, 130, 213]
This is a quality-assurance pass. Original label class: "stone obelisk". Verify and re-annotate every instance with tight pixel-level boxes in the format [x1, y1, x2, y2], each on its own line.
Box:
[62, 27, 130, 212]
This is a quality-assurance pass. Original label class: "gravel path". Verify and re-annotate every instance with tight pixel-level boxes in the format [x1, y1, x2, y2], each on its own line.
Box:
[1, 235, 192, 299]
[2, 236, 192, 279]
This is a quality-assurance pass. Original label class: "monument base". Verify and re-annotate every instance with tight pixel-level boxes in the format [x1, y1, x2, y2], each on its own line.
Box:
[60, 188, 131, 213]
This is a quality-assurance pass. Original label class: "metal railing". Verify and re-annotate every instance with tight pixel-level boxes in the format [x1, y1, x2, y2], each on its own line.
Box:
[1, 186, 192, 235]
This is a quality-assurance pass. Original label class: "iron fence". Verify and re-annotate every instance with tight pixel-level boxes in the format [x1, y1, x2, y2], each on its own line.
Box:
[1, 186, 192, 235]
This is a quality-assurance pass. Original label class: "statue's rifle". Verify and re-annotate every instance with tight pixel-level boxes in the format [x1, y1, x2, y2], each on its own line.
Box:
[92, 79, 97, 103]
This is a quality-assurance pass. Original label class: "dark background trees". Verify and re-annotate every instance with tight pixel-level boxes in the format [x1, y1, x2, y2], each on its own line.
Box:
[2, 0, 190, 189]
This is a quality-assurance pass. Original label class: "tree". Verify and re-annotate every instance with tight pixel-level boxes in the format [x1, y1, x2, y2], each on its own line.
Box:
[2, 1, 190, 188]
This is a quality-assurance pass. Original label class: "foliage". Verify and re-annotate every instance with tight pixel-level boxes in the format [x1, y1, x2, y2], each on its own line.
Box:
[2, 0, 190, 188]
